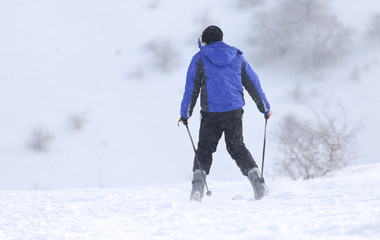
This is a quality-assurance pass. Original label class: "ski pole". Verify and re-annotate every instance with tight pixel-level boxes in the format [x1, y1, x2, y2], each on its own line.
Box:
[261, 116, 268, 177]
[184, 124, 212, 197]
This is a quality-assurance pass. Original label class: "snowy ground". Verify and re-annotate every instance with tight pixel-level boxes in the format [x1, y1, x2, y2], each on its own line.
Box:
[1, 163, 379, 240]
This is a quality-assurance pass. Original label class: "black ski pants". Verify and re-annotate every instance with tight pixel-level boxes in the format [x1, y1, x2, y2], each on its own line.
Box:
[193, 108, 258, 176]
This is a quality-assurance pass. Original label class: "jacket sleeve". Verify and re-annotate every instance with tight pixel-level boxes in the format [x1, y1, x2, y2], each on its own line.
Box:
[180, 53, 204, 119]
[241, 57, 271, 114]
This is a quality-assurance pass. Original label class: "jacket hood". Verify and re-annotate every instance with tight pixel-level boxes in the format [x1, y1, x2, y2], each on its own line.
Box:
[199, 41, 242, 67]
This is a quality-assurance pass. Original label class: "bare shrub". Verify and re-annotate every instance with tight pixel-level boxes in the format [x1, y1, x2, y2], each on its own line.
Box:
[69, 111, 89, 131]
[144, 40, 179, 72]
[27, 126, 54, 152]
[275, 109, 359, 180]
[251, 0, 352, 72]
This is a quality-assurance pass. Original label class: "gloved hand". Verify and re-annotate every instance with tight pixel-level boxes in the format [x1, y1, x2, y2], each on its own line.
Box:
[265, 109, 272, 119]
[178, 116, 188, 126]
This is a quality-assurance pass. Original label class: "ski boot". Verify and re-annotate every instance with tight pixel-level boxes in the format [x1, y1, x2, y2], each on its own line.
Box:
[190, 169, 206, 202]
[247, 167, 267, 200]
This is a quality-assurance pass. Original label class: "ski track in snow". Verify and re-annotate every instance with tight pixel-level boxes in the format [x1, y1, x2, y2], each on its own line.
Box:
[1, 164, 379, 240]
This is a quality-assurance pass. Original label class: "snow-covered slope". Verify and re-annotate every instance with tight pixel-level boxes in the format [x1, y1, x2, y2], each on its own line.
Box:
[1, 163, 379, 240]
[2, 0, 380, 239]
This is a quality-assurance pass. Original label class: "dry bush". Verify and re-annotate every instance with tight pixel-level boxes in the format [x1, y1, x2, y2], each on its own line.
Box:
[275, 110, 359, 180]
[250, 0, 352, 72]
[144, 40, 179, 72]
[69, 111, 89, 131]
[27, 126, 54, 152]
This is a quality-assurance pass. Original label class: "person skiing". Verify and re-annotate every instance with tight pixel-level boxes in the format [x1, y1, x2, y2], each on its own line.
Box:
[179, 25, 272, 202]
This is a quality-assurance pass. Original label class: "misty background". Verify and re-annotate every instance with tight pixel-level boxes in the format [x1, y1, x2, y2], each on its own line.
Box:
[1, 0, 380, 190]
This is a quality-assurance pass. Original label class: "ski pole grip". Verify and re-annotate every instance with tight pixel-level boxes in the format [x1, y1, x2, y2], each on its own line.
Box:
[178, 117, 188, 126]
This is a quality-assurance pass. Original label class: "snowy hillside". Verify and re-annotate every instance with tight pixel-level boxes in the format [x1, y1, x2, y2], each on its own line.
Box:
[1, 0, 380, 186]
[1, 0, 379, 190]
[1, 0, 380, 239]
[1, 163, 379, 239]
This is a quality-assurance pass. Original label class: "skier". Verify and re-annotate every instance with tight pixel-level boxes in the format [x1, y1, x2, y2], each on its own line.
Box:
[179, 25, 272, 202]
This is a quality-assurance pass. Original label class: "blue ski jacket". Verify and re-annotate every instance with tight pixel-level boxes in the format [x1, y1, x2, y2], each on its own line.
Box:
[180, 41, 270, 119]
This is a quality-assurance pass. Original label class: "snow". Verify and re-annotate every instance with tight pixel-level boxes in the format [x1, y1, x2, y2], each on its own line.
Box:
[1, 0, 380, 238]
[1, 163, 379, 239]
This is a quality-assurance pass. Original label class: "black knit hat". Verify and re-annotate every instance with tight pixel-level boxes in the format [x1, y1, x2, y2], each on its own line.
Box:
[201, 25, 223, 44]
